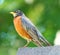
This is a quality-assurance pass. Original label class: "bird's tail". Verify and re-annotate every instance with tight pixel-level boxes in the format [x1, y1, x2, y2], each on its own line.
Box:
[32, 39, 43, 47]
[32, 36, 51, 47]
[35, 29, 51, 46]
[38, 34, 51, 46]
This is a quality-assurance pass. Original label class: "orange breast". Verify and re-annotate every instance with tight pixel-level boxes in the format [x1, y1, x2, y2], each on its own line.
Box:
[13, 16, 32, 40]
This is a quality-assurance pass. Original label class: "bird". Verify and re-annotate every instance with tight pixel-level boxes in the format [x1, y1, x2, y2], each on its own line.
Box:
[10, 10, 51, 47]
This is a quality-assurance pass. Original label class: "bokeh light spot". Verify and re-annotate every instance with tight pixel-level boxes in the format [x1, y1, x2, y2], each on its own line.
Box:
[0, 0, 4, 5]
[25, 0, 34, 4]
[54, 30, 60, 45]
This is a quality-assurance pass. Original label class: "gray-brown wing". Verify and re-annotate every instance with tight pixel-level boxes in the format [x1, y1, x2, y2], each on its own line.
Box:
[21, 16, 39, 40]
[21, 16, 51, 46]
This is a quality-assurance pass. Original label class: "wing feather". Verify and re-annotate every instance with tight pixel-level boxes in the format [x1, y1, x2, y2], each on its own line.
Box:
[21, 16, 39, 40]
[21, 15, 51, 46]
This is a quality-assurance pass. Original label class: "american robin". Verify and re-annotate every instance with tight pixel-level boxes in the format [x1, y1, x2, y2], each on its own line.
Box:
[10, 10, 51, 47]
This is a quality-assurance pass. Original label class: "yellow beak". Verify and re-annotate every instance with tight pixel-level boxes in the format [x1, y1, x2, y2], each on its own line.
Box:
[10, 12, 15, 14]
[10, 12, 17, 17]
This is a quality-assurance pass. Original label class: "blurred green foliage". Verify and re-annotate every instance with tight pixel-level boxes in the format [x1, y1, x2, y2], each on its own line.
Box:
[0, 0, 60, 55]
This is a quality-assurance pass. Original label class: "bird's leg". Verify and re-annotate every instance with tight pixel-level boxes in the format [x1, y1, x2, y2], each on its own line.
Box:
[24, 40, 30, 47]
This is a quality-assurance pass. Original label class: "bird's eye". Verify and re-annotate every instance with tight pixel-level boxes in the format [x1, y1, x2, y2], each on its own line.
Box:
[14, 10, 23, 16]
[15, 10, 20, 13]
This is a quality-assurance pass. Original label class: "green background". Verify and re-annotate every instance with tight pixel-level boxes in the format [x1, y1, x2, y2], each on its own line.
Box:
[0, 0, 60, 55]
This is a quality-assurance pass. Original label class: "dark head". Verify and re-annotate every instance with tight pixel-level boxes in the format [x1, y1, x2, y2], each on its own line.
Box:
[10, 10, 23, 18]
